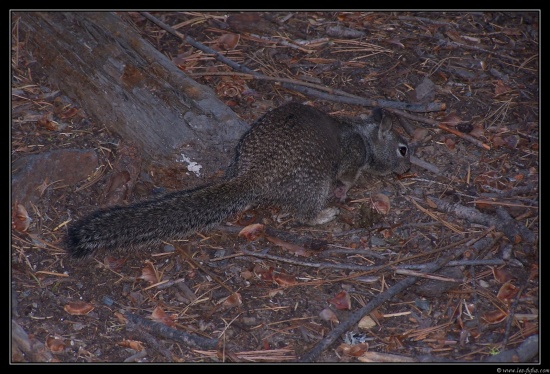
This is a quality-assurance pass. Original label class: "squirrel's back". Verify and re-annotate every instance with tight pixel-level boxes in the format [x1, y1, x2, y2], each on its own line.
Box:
[66, 103, 410, 258]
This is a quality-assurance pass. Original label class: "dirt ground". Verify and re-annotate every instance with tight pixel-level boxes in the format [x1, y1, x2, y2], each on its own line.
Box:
[11, 11, 539, 364]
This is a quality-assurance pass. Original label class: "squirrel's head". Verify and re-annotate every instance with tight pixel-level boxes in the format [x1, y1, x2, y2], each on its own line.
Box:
[362, 109, 411, 176]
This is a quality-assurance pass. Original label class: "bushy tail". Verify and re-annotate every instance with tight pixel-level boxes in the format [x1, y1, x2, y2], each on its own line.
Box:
[66, 178, 254, 258]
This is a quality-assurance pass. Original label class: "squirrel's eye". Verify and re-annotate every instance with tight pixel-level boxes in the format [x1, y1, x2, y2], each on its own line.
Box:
[398, 145, 408, 157]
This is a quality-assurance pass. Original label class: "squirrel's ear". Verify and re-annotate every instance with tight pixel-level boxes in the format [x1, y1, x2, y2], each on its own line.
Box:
[378, 112, 394, 137]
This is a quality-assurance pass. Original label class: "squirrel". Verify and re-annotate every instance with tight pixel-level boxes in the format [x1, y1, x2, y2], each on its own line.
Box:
[66, 103, 411, 258]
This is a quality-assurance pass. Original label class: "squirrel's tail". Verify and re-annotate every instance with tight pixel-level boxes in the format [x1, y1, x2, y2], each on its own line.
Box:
[66, 177, 255, 258]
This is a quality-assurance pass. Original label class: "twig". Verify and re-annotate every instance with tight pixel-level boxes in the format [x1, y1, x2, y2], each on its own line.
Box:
[413, 196, 536, 244]
[241, 248, 385, 272]
[284, 83, 445, 112]
[399, 259, 505, 269]
[124, 312, 219, 350]
[390, 108, 491, 150]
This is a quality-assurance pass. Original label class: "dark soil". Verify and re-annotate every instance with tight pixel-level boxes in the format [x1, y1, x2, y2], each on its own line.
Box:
[11, 11, 539, 364]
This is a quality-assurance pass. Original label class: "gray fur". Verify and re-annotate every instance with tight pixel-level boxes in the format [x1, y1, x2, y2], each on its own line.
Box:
[66, 103, 410, 258]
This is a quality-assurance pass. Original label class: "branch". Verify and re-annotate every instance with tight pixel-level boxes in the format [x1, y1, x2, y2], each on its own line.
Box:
[140, 12, 446, 113]
[124, 312, 219, 350]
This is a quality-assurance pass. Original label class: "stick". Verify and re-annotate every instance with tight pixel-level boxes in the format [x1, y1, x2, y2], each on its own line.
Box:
[124, 312, 219, 350]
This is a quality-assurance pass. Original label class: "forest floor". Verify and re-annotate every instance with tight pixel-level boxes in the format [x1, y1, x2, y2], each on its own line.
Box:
[11, 11, 539, 364]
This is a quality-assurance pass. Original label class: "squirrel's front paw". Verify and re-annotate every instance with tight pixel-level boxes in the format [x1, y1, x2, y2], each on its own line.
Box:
[308, 207, 340, 225]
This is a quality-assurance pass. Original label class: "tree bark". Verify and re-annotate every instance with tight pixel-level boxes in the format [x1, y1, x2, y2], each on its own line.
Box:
[15, 11, 248, 176]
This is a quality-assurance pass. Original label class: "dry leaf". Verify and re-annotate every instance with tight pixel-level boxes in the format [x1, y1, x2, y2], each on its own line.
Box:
[371, 193, 390, 215]
[440, 113, 463, 127]
[37, 115, 59, 131]
[117, 339, 145, 351]
[240, 269, 254, 280]
[497, 282, 519, 302]
[412, 127, 430, 143]
[238, 223, 265, 241]
[114, 312, 128, 324]
[265, 235, 312, 257]
[254, 265, 274, 282]
[58, 107, 80, 119]
[328, 290, 351, 310]
[151, 306, 176, 327]
[64, 301, 94, 315]
[268, 288, 284, 298]
[216, 33, 240, 50]
[220, 292, 242, 309]
[494, 80, 512, 96]
[491, 267, 515, 284]
[340, 343, 369, 357]
[444, 137, 456, 150]
[481, 310, 508, 324]
[358, 315, 377, 330]
[46, 336, 66, 353]
[469, 122, 485, 138]
[140, 260, 161, 284]
[12, 203, 32, 232]
[491, 136, 506, 148]
[319, 308, 339, 324]
[273, 272, 298, 287]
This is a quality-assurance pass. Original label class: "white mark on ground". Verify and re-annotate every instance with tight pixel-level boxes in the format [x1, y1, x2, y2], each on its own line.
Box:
[177, 153, 202, 177]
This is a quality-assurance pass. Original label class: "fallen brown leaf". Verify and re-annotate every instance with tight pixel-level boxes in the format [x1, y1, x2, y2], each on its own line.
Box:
[117, 339, 145, 351]
[12, 203, 32, 232]
[265, 235, 312, 257]
[140, 260, 161, 284]
[254, 265, 274, 282]
[239, 223, 265, 241]
[338, 343, 369, 357]
[273, 272, 298, 287]
[216, 33, 240, 50]
[371, 193, 390, 215]
[46, 336, 66, 353]
[491, 266, 515, 284]
[220, 292, 242, 309]
[319, 308, 339, 324]
[64, 301, 94, 315]
[497, 281, 519, 302]
[151, 306, 176, 327]
[328, 290, 351, 310]
[481, 310, 508, 324]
